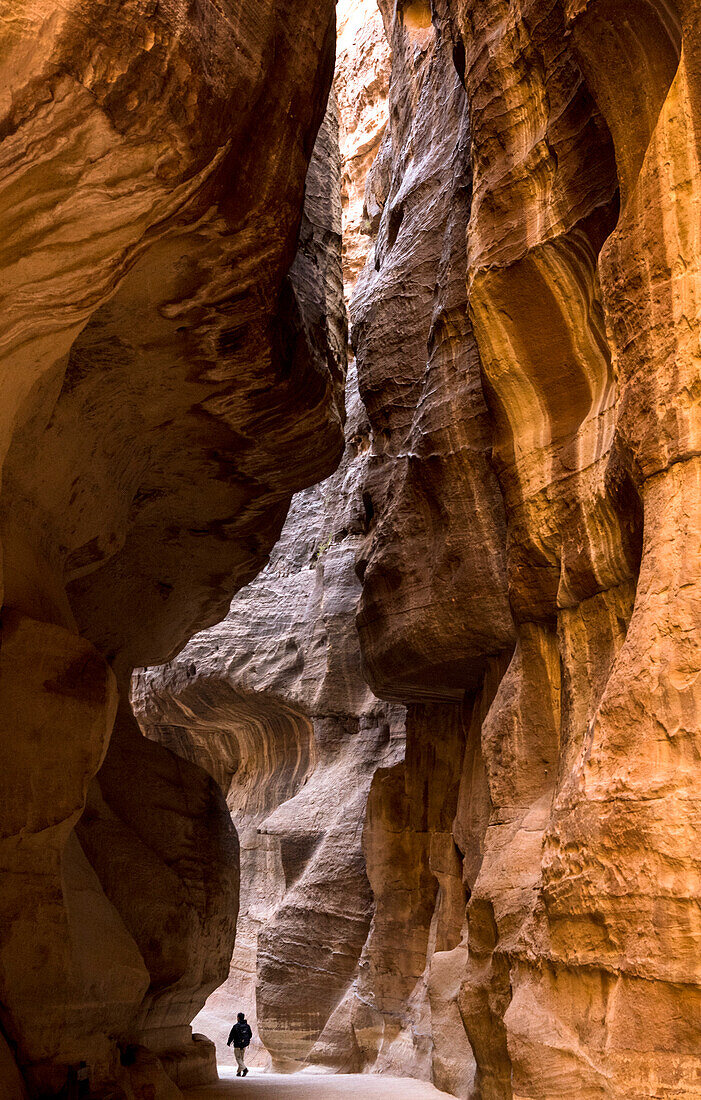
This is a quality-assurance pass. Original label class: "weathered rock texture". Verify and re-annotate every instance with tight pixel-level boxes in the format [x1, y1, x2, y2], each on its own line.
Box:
[136, 2, 396, 1078]
[0, 2, 343, 1096]
[336, 0, 391, 302]
[140, 0, 701, 1093]
[134, 354, 406, 1074]
[347, 5, 511, 1088]
[350, 0, 701, 1097]
[10, 0, 698, 1095]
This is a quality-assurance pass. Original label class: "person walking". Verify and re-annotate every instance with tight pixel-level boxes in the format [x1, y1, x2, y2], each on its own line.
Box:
[227, 1011, 253, 1077]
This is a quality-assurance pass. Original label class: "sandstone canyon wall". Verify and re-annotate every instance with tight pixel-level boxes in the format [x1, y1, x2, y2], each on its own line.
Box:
[3, 0, 701, 1098]
[133, 360, 406, 1075]
[350, 0, 701, 1097]
[0, 2, 344, 1096]
[139, 0, 701, 1096]
[135, 1, 396, 1077]
[336, 0, 392, 304]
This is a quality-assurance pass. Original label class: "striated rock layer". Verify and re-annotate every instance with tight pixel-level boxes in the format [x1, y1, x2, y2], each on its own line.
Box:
[0, 1, 344, 1096]
[140, 0, 701, 1094]
[336, 0, 391, 304]
[27, 0, 699, 1096]
[135, 354, 406, 1074]
[135, 356, 406, 1074]
[136, 2, 396, 1077]
[349, 0, 701, 1097]
[348, 2, 511, 1086]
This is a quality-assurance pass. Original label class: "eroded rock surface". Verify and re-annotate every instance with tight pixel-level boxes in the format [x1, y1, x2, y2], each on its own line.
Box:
[349, 0, 701, 1097]
[136, 2, 397, 1077]
[134, 355, 405, 1074]
[336, 0, 391, 303]
[6, 0, 699, 1096]
[141, 0, 701, 1094]
[0, 2, 343, 1095]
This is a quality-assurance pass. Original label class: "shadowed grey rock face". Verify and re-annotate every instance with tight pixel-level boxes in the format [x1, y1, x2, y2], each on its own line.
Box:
[134, 361, 405, 1073]
[134, 88, 405, 1075]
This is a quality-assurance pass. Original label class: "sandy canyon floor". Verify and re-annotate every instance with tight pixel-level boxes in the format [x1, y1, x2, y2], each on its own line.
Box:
[187, 1068, 454, 1098]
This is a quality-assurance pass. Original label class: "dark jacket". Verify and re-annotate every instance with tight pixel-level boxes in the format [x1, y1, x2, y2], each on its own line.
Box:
[228, 1021, 253, 1049]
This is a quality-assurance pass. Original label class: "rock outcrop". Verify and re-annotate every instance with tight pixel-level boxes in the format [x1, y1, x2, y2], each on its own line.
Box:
[135, 2, 396, 1077]
[349, 0, 701, 1097]
[0, 1, 343, 1095]
[5, 0, 700, 1096]
[134, 356, 405, 1074]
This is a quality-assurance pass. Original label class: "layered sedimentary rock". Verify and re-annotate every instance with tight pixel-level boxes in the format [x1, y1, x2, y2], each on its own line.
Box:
[26, 0, 698, 1094]
[134, 359, 405, 1073]
[336, 0, 391, 301]
[0, 2, 343, 1096]
[140, 2, 701, 1094]
[345, 3, 511, 1088]
[136, 2, 395, 1076]
[350, 0, 701, 1097]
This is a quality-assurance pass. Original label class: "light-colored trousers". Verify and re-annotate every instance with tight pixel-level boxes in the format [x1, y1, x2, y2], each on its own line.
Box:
[234, 1047, 246, 1072]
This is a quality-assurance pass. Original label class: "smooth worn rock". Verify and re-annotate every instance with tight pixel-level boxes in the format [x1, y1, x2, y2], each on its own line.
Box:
[135, 354, 406, 1075]
[4, 0, 701, 1096]
[349, 0, 701, 1097]
[0, 0, 343, 1094]
[144, 1, 701, 1095]
[351, 0, 515, 706]
[136, 2, 399, 1078]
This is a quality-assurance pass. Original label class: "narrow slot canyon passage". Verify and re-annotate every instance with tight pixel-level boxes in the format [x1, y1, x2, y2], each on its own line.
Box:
[0, 0, 700, 1099]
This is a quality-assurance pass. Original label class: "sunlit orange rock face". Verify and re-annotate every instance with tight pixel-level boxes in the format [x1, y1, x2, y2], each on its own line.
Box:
[136, 0, 701, 1094]
[0, 1, 343, 1096]
[336, 0, 391, 304]
[10, 0, 699, 1095]
[351, 0, 701, 1096]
